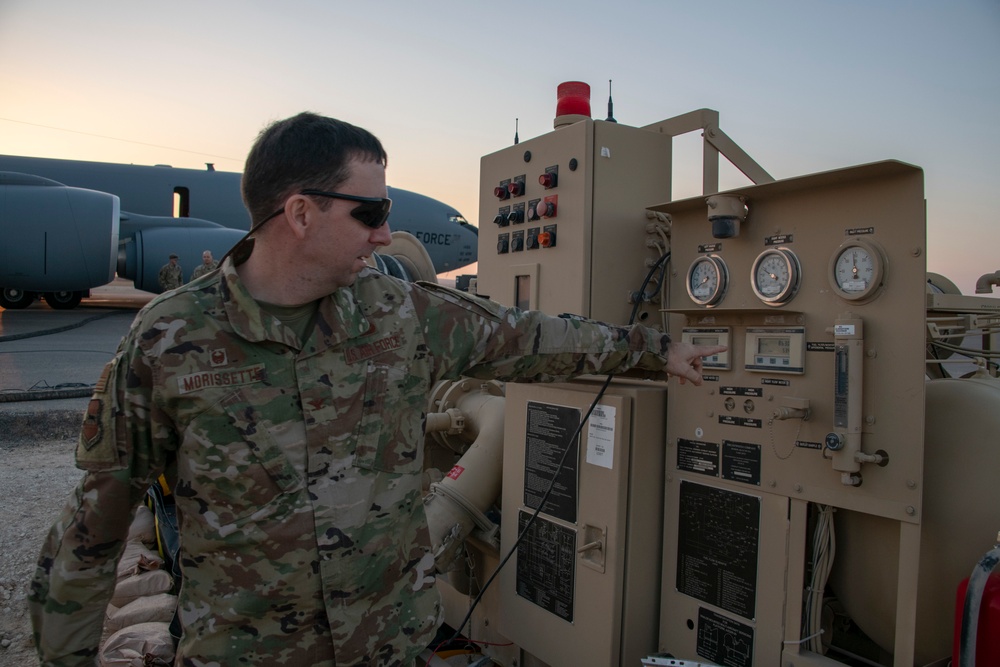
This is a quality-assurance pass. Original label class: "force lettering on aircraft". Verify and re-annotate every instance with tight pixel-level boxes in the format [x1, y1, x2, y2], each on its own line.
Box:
[400, 230, 454, 246]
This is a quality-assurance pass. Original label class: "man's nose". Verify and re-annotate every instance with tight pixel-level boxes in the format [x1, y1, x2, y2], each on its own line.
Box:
[372, 222, 393, 246]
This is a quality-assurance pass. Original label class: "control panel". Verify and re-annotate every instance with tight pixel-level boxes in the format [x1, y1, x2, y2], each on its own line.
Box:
[441, 84, 990, 666]
[498, 380, 668, 667]
[656, 161, 927, 665]
[477, 118, 671, 324]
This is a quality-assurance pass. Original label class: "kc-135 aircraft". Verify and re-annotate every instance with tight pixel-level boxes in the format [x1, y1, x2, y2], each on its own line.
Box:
[0, 154, 478, 309]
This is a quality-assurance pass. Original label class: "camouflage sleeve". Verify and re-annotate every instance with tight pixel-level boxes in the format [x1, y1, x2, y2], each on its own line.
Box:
[29, 331, 171, 666]
[413, 282, 671, 382]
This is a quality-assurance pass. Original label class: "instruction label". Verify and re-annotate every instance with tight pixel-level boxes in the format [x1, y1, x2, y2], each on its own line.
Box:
[722, 440, 762, 486]
[677, 439, 719, 477]
[585, 404, 616, 469]
[676, 481, 760, 621]
[697, 607, 754, 667]
[515, 510, 576, 622]
[524, 401, 580, 523]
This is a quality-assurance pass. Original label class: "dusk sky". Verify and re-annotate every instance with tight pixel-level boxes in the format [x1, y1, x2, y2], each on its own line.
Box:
[1, 0, 998, 293]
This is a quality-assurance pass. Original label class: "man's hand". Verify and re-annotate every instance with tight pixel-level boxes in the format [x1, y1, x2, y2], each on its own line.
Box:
[665, 342, 727, 386]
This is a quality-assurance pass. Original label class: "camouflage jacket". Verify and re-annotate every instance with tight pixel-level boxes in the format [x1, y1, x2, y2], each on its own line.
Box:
[189, 261, 219, 282]
[157, 262, 183, 291]
[31, 258, 672, 667]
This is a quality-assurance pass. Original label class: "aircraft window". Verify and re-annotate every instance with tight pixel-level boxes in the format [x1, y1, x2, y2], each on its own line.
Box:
[173, 187, 190, 218]
[449, 215, 469, 226]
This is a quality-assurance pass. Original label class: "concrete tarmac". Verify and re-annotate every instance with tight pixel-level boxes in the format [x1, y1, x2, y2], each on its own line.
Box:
[0, 280, 153, 443]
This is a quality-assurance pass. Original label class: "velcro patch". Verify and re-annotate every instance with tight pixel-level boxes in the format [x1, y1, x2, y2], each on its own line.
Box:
[344, 333, 404, 364]
[80, 398, 104, 450]
[177, 364, 266, 395]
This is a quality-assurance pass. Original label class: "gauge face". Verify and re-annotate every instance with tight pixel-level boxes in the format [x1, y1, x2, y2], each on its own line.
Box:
[829, 239, 884, 301]
[751, 247, 800, 304]
[686, 255, 729, 306]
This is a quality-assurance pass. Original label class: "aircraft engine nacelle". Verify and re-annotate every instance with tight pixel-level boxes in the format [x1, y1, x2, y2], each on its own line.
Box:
[0, 173, 120, 297]
[369, 231, 439, 284]
[118, 226, 247, 293]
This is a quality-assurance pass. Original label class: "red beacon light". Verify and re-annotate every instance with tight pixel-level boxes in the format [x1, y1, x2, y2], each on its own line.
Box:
[493, 185, 510, 200]
[554, 80, 591, 129]
[538, 172, 558, 189]
[555, 81, 591, 118]
[507, 181, 524, 197]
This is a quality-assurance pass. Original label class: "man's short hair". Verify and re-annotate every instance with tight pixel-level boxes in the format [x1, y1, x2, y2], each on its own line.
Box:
[169, 254, 179, 259]
[241, 112, 388, 227]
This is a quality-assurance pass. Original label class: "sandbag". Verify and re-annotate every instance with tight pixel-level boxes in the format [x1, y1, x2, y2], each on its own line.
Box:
[99, 621, 174, 666]
[111, 569, 173, 608]
[116, 541, 164, 579]
[104, 593, 178, 635]
[126, 504, 157, 548]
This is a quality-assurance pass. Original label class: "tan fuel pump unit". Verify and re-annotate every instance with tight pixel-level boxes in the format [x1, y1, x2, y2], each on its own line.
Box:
[426, 82, 1000, 667]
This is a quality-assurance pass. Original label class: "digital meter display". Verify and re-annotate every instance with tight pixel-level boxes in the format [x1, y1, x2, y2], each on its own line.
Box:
[744, 328, 805, 374]
[682, 328, 730, 370]
[757, 337, 790, 357]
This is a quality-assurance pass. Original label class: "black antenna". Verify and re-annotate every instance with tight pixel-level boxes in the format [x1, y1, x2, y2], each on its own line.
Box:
[514, 118, 519, 145]
[606, 79, 617, 123]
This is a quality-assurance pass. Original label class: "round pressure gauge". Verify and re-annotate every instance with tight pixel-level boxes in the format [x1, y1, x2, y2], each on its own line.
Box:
[751, 247, 801, 305]
[686, 255, 729, 306]
[829, 238, 885, 301]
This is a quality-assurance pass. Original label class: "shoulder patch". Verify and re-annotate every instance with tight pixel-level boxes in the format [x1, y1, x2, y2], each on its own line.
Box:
[75, 357, 126, 471]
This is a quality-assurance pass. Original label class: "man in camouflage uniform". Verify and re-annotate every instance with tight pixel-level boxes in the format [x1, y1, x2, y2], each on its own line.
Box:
[157, 253, 183, 292]
[189, 249, 219, 281]
[30, 113, 724, 666]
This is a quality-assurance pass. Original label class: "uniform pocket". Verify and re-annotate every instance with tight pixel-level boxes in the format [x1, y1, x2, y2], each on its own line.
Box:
[175, 390, 305, 526]
[353, 363, 421, 474]
[221, 391, 305, 495]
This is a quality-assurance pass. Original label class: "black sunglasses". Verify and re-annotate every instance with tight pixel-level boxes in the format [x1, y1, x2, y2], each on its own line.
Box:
[300, 189, 392, 229]
[255, 189, 393, 231]
[228, 190, 392, 265]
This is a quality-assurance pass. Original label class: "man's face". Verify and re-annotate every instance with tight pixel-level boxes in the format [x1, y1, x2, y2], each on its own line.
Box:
[202, 251, 213, 266]
[304, 157, 392, 290]
[170, 257, 178, 266]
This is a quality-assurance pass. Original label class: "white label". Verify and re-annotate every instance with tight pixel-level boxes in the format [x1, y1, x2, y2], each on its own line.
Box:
[586, 404, 616, 469]
[843, 279, 867, 292]
[834, 324, 856, 336]
[600, 146, 611, 158]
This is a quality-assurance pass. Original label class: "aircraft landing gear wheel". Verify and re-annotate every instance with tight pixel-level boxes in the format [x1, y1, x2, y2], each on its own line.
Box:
[43, 290, 83, 310]
[0, 287, 35, 309]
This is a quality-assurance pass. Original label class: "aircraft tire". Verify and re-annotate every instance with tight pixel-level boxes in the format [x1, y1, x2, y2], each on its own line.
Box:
[43, 291, 83, 310]
[0, 288, 36, 309]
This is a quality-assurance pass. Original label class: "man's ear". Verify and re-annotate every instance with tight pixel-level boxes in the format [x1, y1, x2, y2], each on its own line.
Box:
[282, 194, 312, 240]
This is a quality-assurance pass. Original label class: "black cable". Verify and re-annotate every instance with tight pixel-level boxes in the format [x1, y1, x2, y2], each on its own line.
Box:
[445, 251, 671, 646]
[0, 310, 128, 343]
